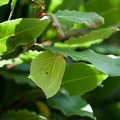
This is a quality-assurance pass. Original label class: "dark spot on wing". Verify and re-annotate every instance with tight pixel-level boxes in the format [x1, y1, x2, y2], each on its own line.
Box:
[46, 72, 48, 74]
[11, 35, 16, 39]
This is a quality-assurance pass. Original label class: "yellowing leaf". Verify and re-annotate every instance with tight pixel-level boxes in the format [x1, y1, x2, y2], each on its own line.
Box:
[29, 51, 66, 98]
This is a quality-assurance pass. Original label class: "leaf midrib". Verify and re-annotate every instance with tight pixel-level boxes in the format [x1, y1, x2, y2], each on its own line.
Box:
[0, 21, 47, 42]
[62, 74, 105, 85]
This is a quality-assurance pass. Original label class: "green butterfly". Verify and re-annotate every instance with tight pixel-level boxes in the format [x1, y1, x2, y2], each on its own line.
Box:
[29, 51, 66, 98]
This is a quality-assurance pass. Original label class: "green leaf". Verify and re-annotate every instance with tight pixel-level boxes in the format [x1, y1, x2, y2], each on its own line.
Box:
[55, 28, 118, 48]
[14, 50, 40, 64]
[0, 18, 49, 55]
[55, 10, 104, 28]
[62, 63, 108, 96]
[47, 93, 96, 120]
[83, 0, 120, 27]
[43, 45, 120, 76]
[11, 0, 17, 9]
[0, 0, 10, 7]
[8, 0, 17, 20]
[1, 109, 47, 120]
[0, 59, 12, 67]
[51, 0, 84, 12]
[0, 50, 39, 68]
[29, 51, 66, 98]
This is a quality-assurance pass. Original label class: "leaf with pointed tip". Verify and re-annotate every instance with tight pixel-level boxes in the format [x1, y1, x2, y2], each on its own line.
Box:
[29, 51, 66, 98]
[62, 63, 108, 96]
[47, 93, 96, 120]
[55, 28, 118, 48]
[0, 18, 49, 55]
[43, 45, 120, 76]
[0, 0, 10, 7]
[55, 10, 104, 28]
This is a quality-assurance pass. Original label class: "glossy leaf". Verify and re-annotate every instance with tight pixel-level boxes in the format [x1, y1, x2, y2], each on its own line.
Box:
[0, 18, 49, 55]
[55, 10, 104, 28]
[0, 0, 10, 7]
[29, 51, 66, 98]
[43, 45, 120, 76]
[47, 93, 96, 120]
[62, 63, 108, 96]
[55, 28, 118, 48]
[1, 109, 47, 120]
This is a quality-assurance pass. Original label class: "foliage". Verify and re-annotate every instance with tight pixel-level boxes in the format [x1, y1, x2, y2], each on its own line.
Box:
[0, 0, 120, 120]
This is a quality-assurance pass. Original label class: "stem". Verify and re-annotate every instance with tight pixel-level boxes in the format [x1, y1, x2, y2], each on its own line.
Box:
[8, 0, 17, 20]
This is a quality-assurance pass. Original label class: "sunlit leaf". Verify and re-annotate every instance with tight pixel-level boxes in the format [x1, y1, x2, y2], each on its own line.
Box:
[55, 28, 118, 48]
[15, 50, 40, 64]
[0, 18, 49, 55]
[29, 51, 66, 98]
[0, 59, 12, 67]
[8, 0, 17, 20]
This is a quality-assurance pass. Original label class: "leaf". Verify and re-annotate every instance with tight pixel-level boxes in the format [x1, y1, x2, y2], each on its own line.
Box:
[51, 0, 84, 12]
[29, 51, 66, 98]
[62, 63, 108, 96]
[0, 0, 10, 7]
[0, 59, 12, 67]
[0, 18, 49, 55]
[83, 0, 120, 27]
[43, 45, 120, 76]
[55, 28, 118, 48]
[11, 0, 17, 9]
[1, 109, 47, 120]
[55, 10, 104, 28]
[8, 0, 17, 20]
[15, 50, 40, 64]
[47, 93, 96, 120]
